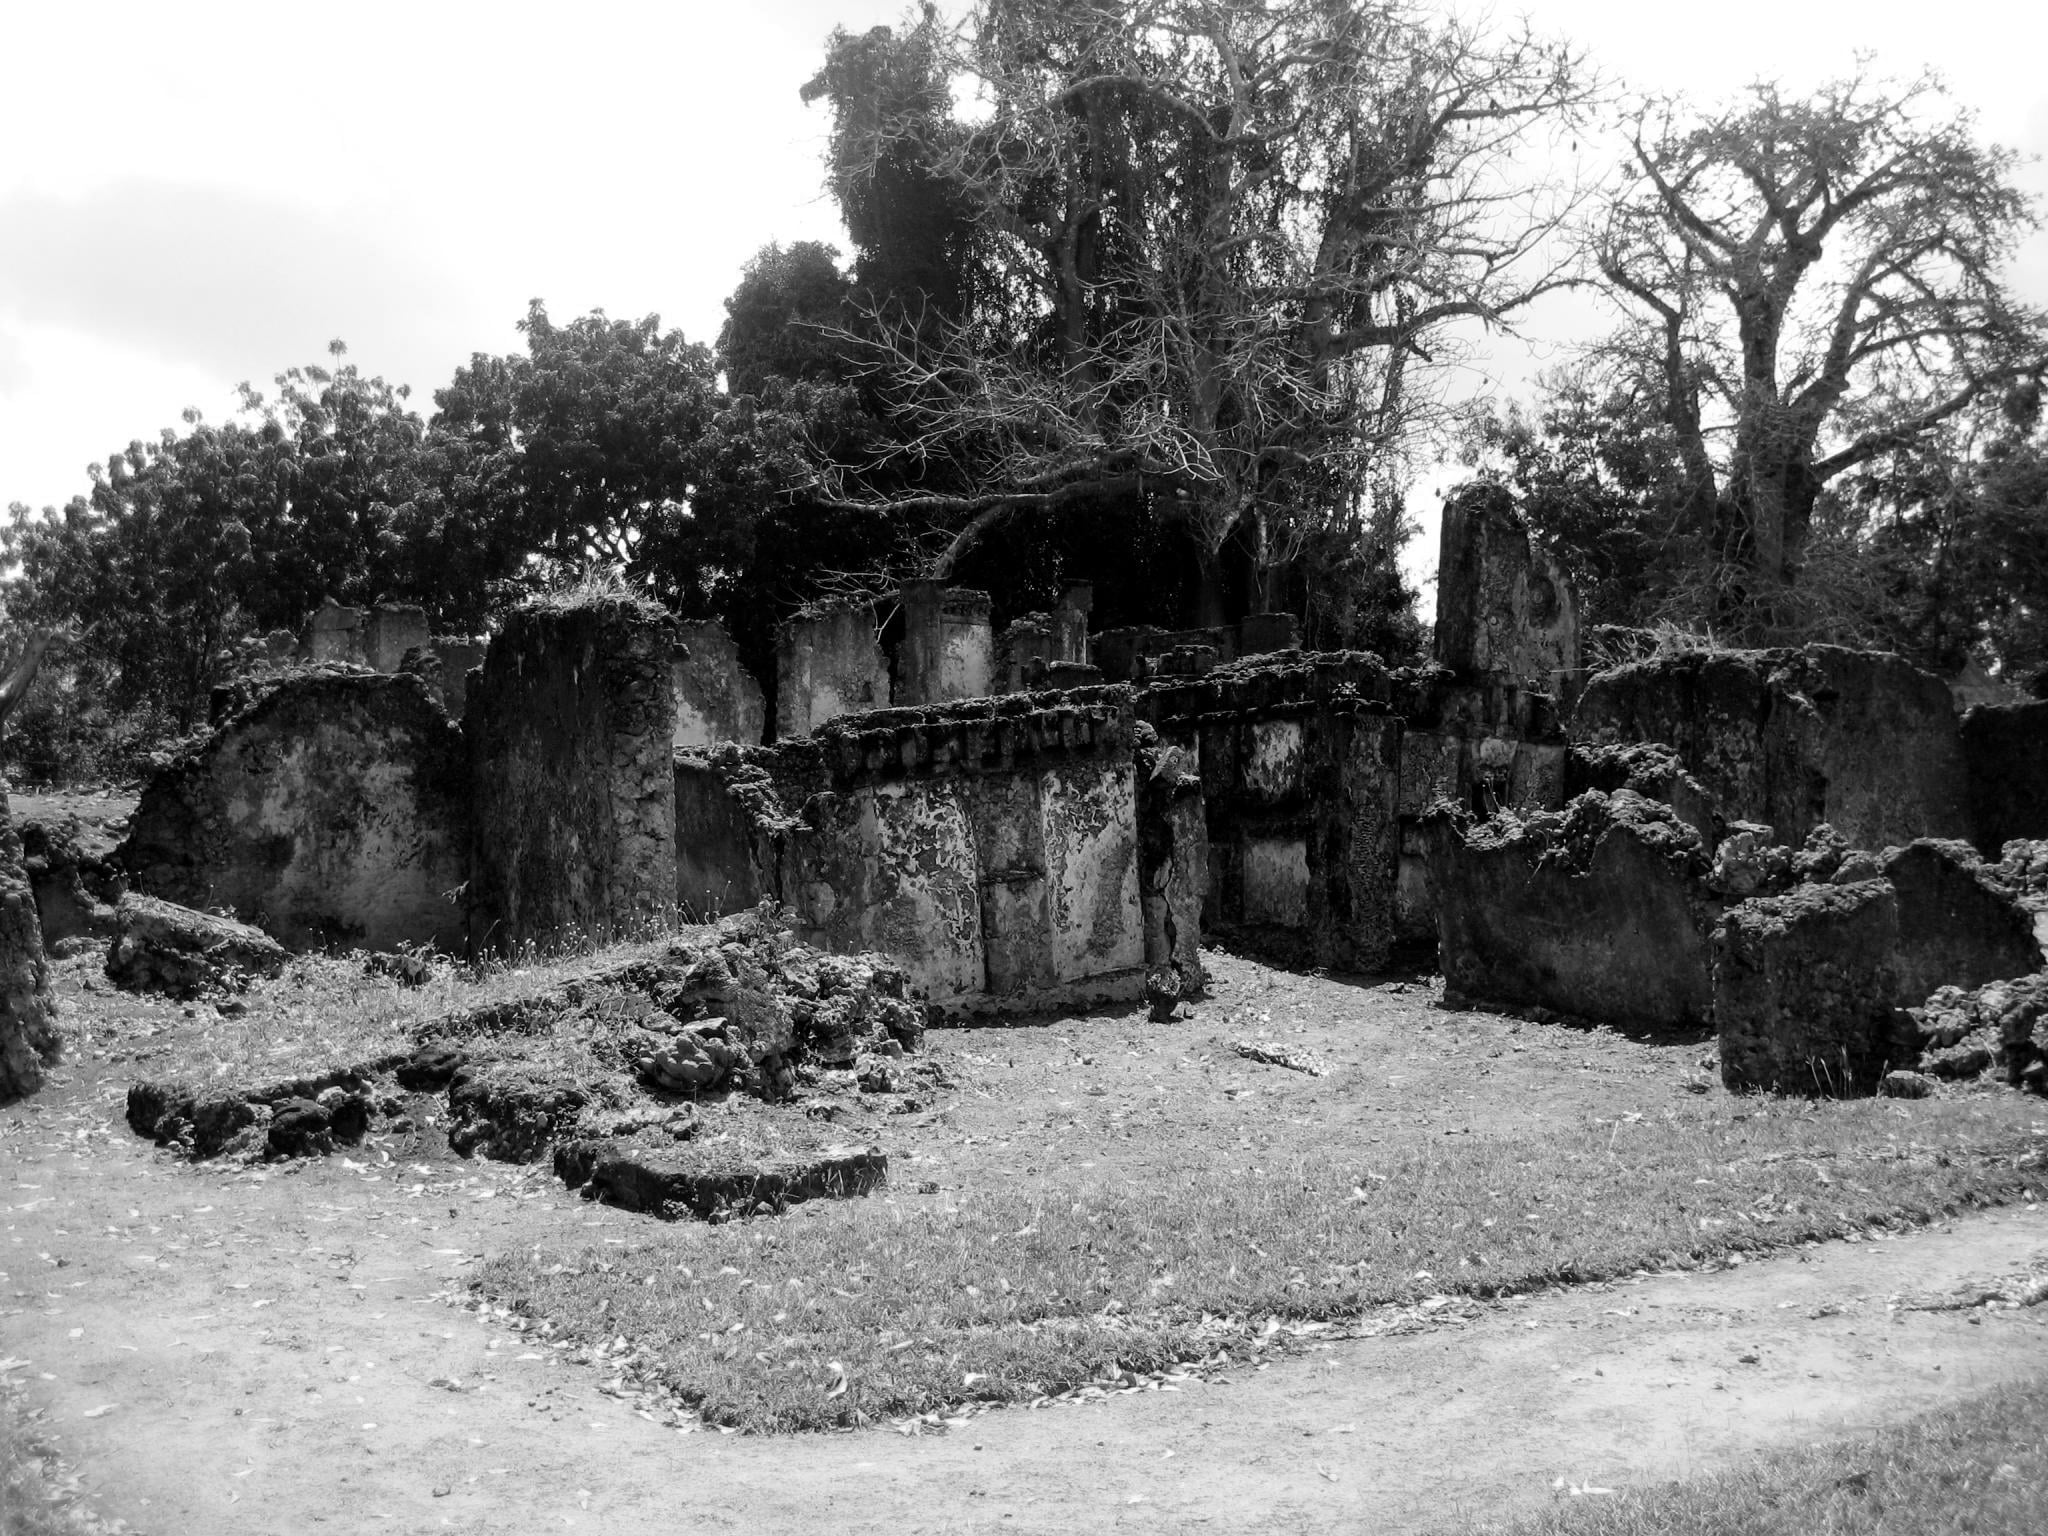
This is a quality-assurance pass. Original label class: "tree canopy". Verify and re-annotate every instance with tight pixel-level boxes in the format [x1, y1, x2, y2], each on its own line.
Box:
[1591, 70, 2047, 641]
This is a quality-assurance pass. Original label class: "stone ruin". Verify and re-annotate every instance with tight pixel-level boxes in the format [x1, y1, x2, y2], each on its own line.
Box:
[12, 475, 2048, 1118]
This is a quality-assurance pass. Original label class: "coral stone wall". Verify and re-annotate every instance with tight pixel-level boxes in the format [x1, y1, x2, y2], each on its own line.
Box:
[1142, 653, 1414, 972]
[897, 581, 996, 706]
[466, 599, 678, 952]
[675, 689, 1165, 1012]
[1434, 483, 1581, 690]
[118, 673, 470, 952]
[774, 602, 891, 739]
[1573, 645, 1970, 851]
[672, 620, 766, 750]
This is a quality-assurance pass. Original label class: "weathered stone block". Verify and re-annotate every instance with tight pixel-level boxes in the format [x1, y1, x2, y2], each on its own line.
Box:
[1881, 839, 2043, 1000]
[15, 806, 124, 946]
[0, 785, 58, 1102]
[1426, 791, 1718, 1031]
[303, 600, 366, 665]
[105, 893, 289, 998]
[1434, 483, 1580, 688]
[1714, 882, 1908, 1095]
[120, 672, 470, 952]
[466, 597, 679, 953]
[775, 600, 890, 738]
[672, 620, 766, 749]
[1963, 700, 2048, 855]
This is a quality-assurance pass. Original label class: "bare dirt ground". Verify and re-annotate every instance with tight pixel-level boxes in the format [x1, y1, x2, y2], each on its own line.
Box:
[6, 947, 2047, 1534]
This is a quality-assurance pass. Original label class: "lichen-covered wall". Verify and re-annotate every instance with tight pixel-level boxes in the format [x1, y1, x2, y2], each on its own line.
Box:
[466, 599, 678, 952]
[672, 620, 766, 749]
[1141, 653, 1412, 972]
[1434, 483, 1581, 690]
[775, 601, 890, 739]
[1573, 645, 1970, 851]
[674, 690, 1162, 1012]
[119, 673, 470, 951]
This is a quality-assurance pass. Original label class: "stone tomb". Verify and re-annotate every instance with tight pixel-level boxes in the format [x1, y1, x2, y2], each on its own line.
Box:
[676, 689, 1184, 1013]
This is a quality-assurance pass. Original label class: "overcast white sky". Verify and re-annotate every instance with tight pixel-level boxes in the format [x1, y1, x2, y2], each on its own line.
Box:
[3, 0, 2044, 596]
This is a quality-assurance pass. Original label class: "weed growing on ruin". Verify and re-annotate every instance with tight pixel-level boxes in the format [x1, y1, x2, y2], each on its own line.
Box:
[1465, 1374, 2048, 1536]
[477, 1095, 2048, 1432]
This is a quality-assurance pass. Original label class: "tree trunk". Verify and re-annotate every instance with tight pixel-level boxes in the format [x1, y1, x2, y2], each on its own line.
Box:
[1193, 543, 1229, 629]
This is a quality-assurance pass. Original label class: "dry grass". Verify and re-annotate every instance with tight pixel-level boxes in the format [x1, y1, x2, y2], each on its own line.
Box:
[1467, 1375, 2048, 1535]
[477, 1094, 2048, 1432]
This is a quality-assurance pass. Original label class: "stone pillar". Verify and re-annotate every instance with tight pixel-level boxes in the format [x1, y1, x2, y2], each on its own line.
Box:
[774, 601, 890, 739]
[466, 598, 679, 952]
[1434, 483, 1579, 689]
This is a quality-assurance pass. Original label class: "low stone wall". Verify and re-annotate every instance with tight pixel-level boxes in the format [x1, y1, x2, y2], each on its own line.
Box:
[120, 673, 470, 952]
[466, 598, 678, 953]
[1963, 700, 2048, 856]
[676, 689, 1181, 1012]
[1573, 645, 1970, 850]
[1425, 791, 1720, 1031]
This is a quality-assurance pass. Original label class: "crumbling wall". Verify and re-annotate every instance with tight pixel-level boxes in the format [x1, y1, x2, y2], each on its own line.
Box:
[15, 805, 125, 947]
[1573, 645, 1970, 851]
[672, 620, 766, 749]
[1713, 839, 2043, 1095]
[1434, 483, 1580, 690]
[363, 604, 430, 674]
[0, 784, 58, 1101]
[1393, 671, 1568, 943]
[676, 689, 1168, 1011]
[1425, 791, 1720, 1031]
[119, 673, 470, 951]
[1963, 700, 2048, 855]
[467, 598, 678, 952]
[897, 581, 996, 705]
[1092, 614, 1300, 685]
[1142, 652, 1406, 972]
[774, 601, 890, 739]
[996, 588, 1094, 694]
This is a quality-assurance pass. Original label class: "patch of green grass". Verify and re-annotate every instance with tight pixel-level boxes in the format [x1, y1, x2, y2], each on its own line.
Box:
[477, 1095, 2048, 1432]
[1466, 1375, 2048, 1535]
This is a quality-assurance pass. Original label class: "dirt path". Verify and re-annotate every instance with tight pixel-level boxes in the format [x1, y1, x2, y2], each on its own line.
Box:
[5, 951, 2047, 1534]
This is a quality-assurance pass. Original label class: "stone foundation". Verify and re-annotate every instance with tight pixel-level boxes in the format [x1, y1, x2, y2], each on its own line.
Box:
[466, 598, 679, 952]
[120, 672, 470, 951]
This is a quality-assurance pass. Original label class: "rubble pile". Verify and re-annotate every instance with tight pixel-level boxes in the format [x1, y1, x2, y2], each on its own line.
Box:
[121, 908, 929, 1221]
